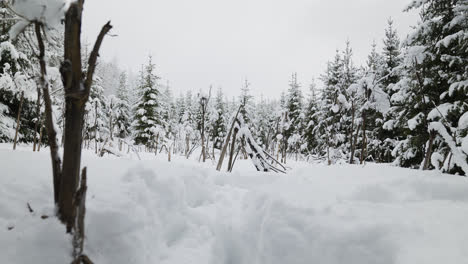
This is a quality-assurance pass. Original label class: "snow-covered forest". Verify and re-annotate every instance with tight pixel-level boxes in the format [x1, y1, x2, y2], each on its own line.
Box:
[1, 0, 468, 263]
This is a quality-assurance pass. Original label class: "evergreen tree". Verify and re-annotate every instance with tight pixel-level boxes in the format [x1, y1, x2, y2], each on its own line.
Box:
[303, 79, 319, 153]
[115, 72, 132, 139]
[284, 73, 304, 154]
[160, 81, 174, 140]
[132, 56, 163, 147]
[239, 79, 255, 125]
[381, 19, 403, 162]
[349, 42, 389, 163]
[0, 9, 37, 143]
[390, 0, 468, 173]
[210, 88, 227, 149]
[84, 75, 108, 149]
[381, 18, 401, 91]
[316, 52, 344, 163]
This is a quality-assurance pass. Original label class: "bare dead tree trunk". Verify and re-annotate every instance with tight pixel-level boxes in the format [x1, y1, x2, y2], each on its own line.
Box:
[59, 0, 112, 233]
[360, 112, 367, 164]
[229, 145, 242, 172]
[73, 167, 87, 259]
[37, 121, 44, 152]
[35, 22, 62, 204]
[168, 146, 171, 162]
[348, 101, 356, 164]
[154, 134, 159, 156]
[109, 99, 113, 141]
[200, 102, 206, 162]
[12, 91, 24, 150]
[212, 136, 216, 161]
[227, 128, 238, 172]
[216, 105, 241, 171]
[422, 131, 436, 170]
[94, 102, 98, 154]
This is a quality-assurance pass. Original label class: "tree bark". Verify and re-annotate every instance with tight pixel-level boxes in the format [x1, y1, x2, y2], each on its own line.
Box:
[12, 91, 24, 150]
[227, 128, 238, 172]
[33, 88, 42, 151]
[348, 101, 355, 164]
[216, 105, 241, 171]
[37, 120, 44, 152]
[360, 112, 367, 164]
[94, 102, 98, 154]
[35, 22, 62, 204]
[59, 0, 112, 231]
[422, 131, 436, 170]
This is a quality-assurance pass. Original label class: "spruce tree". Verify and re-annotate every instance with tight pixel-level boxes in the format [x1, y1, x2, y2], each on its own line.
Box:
[381, 18, 403, 163]
[115, 72, 131, 139]
[284, 73, 304, 155]
[316, 52, 344, 163]
[390, 0, 468, 172]
[239, 79, 255, 125]
[133, 56, 162, 147]
[303, 79, 319, 153]
[210, 88, 227, 149]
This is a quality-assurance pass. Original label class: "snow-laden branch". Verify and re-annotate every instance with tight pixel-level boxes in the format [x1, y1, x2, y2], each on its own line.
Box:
[7, 0, 73, 39]
[429, 122, 468, 175]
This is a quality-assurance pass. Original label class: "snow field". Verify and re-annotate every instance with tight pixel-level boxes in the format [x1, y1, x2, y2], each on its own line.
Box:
[1, 145, 468, 264]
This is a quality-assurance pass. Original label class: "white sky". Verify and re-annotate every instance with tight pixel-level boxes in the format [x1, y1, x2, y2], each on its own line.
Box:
[82, 0, 419, 99]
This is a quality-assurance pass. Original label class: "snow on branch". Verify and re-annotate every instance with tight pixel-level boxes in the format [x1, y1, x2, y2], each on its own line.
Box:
[429, 122, 468, 175]
[6, 0, 73, 39]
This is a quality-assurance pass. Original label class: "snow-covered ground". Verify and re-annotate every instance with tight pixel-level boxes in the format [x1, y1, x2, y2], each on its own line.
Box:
[1, 144, 468, 264]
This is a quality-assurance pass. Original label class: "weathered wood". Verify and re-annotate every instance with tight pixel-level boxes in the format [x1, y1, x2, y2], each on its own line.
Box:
[422, 131, 436, 170]
[37, 121, 44, 151]
[33, 88, 41, 151]
[216, 105, 241, 171]
[227, 126, 239, 172]
[73, 167, 87, 258]
[35, 22, 62, 204]
[59, 0, 112, 229]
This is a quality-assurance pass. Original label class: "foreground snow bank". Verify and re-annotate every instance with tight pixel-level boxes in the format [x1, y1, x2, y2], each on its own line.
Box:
[1, 145, 468, 264]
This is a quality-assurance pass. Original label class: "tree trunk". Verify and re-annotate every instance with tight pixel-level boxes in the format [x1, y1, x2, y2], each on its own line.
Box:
[109, 100, 113, 141]
[360, 112, 367, 164]
[12, 91, 24, 150]
[216, 105, 241, 171]
[33, 88, 42, 151]
[94, 102, 98, 154]
[350, 124, 361, 164]
[348, 101, 355, 164]
[227, 129, 238, 172]
[37, 121, 44, 152]
[35, 22, 62, 204]
[185, 135, 190, 157]
[201, 106, 206, 162]
[59, 0, 112, 231]
[422, 131, 436, 170]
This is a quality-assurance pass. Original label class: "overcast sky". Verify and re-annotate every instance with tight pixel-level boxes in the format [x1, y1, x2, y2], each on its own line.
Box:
[82, 0, 419, 99]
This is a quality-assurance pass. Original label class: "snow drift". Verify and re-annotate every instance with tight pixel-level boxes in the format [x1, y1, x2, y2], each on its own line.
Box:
[1, 145, 468, 264]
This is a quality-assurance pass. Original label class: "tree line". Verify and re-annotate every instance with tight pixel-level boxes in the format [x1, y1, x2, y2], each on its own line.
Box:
[1, 0, 467, 176]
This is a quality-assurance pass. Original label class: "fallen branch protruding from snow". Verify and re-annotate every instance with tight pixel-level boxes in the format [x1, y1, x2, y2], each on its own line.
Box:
[27, 202, 34, 213]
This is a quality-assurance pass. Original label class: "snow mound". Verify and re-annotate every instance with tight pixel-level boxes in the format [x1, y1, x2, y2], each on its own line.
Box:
[1, 145, 468, 264]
